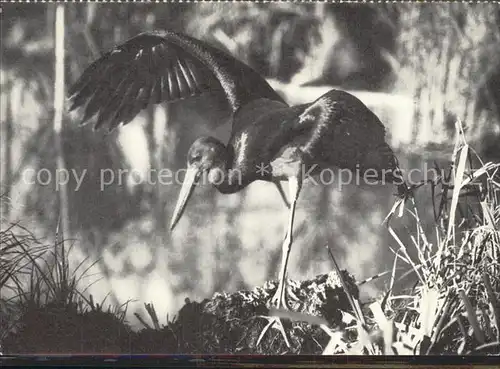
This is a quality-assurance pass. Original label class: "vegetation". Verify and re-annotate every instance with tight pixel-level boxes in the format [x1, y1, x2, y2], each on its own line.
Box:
[1, 119, 499, 354]
[1, 3, 499, 355]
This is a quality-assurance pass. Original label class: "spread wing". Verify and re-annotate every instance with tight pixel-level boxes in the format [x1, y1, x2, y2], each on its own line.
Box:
[68, 30, 285, 132]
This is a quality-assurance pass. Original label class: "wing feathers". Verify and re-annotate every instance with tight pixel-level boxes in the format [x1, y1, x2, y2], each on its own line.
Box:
[69, 31, 284, 131]
[166, 66, 179, 100]
[184, 58, 205, 91]
[68, 57, 108, 97]
[92, 71, 135, 130]
[81, 85, 109, 123]
[177, 58, 197, 95]
[173, 58, 188, 98]
[150, 78, 162, 104]
[108, 77, 143, 129]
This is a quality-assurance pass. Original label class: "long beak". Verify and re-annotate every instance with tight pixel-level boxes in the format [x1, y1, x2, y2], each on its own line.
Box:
[169, 165, 201, 231]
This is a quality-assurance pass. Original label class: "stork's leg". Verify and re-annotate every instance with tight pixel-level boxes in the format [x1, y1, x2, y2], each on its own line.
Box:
[274, 181, 290, 209]
[271, 175, 301, 309]
[256, 175, 302, 348]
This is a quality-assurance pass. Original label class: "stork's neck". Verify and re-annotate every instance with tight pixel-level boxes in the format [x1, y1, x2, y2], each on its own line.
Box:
[211, 144, 254, 194]
[213, 169, 250, 194]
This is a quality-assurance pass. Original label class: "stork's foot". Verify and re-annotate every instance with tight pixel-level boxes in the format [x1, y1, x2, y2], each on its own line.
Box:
[270, 277, 300, 310]
[255, 278, 300, 348]
[255, 315, 291, 348]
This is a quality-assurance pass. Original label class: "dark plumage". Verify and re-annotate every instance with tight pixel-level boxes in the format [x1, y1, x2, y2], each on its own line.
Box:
[69, 30, 406, 347]
[68, 31, 284, 131]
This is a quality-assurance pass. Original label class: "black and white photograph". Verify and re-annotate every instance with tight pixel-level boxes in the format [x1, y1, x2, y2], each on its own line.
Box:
[1, 1, 499, 359]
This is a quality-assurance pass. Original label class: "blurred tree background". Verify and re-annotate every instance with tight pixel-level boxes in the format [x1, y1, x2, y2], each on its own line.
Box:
[1, 3, 499, 327]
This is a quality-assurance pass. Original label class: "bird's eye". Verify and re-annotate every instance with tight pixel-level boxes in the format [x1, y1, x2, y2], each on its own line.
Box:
[191, 154, 202, 162]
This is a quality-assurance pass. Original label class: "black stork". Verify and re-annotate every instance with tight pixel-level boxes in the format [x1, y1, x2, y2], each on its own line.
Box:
[68, 30, 407, 346]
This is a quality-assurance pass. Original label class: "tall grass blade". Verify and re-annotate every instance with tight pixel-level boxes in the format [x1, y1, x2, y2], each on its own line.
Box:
[326, 244, 364, 325]
[447, 144, 469, 242]
[459, 289, 485, 344]
[483, 273, 500, 340]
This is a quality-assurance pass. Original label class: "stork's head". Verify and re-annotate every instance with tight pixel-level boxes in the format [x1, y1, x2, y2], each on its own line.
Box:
[170, 137, 227, 230]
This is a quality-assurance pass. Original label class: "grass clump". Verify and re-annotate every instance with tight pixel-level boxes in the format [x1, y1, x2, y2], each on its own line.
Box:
[0, 216, 130, 354]
[321, 119, 499, 355]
